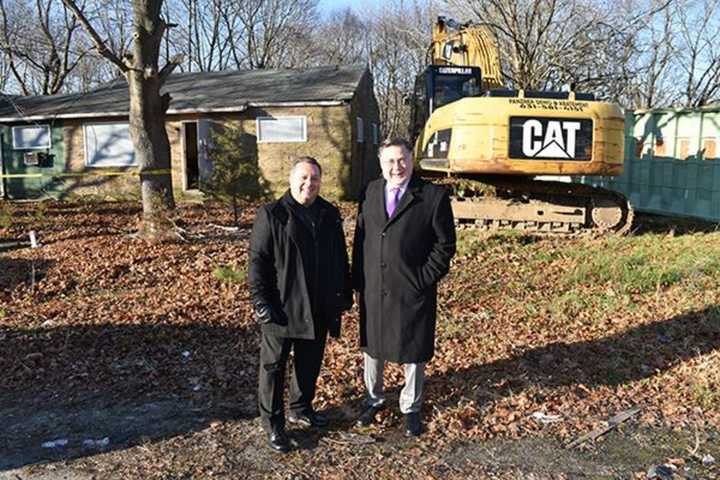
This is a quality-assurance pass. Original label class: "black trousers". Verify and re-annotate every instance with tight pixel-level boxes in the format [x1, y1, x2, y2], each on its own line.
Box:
[258, 327, 327, 432]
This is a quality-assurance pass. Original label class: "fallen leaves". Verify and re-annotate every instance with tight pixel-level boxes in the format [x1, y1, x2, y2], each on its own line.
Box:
[0, 200, 719, 475]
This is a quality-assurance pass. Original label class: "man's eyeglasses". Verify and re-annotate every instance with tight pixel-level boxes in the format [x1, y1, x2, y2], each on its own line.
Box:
[381, 158, 409, 167]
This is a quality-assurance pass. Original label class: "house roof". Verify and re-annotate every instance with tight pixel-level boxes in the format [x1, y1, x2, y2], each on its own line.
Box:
[0, 64, 368, 122]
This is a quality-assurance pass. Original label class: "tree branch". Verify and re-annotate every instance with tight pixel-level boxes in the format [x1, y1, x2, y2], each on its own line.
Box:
[60, 0, 128, 72]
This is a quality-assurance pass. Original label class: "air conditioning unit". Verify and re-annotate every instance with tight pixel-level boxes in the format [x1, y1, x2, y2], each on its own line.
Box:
[23, 152, 40, 166]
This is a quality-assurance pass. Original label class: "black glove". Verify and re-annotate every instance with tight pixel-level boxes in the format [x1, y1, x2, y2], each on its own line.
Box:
[254, 302, 274, 324]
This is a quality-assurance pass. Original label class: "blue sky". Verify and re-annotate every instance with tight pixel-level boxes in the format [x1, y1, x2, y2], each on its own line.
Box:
[317, 0, 387, 15]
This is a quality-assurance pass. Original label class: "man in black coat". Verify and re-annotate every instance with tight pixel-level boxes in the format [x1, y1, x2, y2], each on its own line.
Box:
[248, 157, 352, 453]
[352, 138, 456, 437]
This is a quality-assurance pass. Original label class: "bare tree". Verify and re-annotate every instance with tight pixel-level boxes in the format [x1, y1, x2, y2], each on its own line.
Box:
[314, 8, 368, 65]
[160, 0, 319, 72]
[62, 0, 182, 240]
[673, 0, 720, 106]
[0, 0, 89, 94]
[368, 0, 435, 138]
[170, 0, 237, 71]
[235, 0, 318, 69]
[445, 0, 664, 101]
[623, 1, 676, 109]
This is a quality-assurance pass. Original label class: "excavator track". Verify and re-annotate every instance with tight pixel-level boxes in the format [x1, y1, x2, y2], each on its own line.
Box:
[446, 176, 634, 236]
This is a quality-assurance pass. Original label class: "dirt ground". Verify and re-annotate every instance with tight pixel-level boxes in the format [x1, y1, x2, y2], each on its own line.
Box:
[1, 201, 719, 479]
[1, 393, 719, 479]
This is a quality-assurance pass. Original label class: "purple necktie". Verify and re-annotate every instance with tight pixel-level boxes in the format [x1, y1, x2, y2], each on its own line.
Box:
[386, 187, 400, 218]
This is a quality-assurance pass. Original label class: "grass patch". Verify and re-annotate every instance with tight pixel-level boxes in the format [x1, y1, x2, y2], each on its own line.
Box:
[0, 205, 13, 230]
[686, 352, 720, 410]
[212, 265, 246, 283]
[455, 229, 536, 258]
[563, 233, 720, 293]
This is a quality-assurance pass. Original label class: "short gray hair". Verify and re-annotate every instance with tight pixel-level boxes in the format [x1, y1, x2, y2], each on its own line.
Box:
[291, 156, 322, 176]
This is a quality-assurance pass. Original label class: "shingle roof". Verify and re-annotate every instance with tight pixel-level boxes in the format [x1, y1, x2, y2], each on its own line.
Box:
[0, 64, 367, 122]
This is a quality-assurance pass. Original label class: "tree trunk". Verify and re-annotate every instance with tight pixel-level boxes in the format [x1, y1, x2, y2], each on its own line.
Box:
[232, 195, 239, 227]
[61, 0, 181, 241]
[129, 0, 177, 241]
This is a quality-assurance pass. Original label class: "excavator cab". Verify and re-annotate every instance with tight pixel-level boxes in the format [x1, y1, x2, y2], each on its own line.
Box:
[410, 65, 482, 141]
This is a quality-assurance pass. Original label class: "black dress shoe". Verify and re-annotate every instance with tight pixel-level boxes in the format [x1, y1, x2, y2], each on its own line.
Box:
[267, 428, 291, 453]
[287, 411, 328, 428]
[355, 404, 384, 427]
[404, 412, 423, 437]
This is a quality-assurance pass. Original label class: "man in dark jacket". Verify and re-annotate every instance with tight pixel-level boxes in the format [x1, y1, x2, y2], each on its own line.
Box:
[352, 138, 456, 437]
[248, 157, 352, 453]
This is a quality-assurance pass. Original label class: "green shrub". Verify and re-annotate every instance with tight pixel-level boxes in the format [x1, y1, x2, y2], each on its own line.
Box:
[203, 123, 272, 226]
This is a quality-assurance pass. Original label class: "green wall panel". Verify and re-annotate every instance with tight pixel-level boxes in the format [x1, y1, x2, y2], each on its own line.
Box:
[581, 107, 720, 222]
[1, 123, 66, 199]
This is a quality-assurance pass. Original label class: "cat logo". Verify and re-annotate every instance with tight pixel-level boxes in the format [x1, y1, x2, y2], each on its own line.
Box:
[510, 117, 593, 161]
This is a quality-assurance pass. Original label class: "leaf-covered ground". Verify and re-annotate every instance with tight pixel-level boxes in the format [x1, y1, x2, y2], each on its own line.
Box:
[1, 200, 719, 479]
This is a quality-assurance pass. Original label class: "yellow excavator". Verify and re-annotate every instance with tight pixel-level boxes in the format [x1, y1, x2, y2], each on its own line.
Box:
[410, 17, 633, 234]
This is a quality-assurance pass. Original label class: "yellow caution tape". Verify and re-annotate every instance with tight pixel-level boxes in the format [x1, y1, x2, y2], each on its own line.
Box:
[0, 169, 173, 180]
[1, 173, 43, 179]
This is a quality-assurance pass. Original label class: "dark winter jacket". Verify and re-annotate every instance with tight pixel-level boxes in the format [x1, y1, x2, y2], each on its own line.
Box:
[352, 175, 456, 363]
[248, 191, 352, 339]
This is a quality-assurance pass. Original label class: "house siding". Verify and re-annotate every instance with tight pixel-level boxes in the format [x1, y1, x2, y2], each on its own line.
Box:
[2, 104, 368, 201]
[349, 69, 382, 196]
[0, 66, 379, 202]
[1, 123, 66, 200]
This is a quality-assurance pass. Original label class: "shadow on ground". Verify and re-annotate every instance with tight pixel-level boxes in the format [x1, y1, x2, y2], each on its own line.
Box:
[633, 212, 720, 236]
[0, 323, 259, 470]
[427, 305, 720, 410]
[2, 305, 718, 471]
[0, 257, 54, 292]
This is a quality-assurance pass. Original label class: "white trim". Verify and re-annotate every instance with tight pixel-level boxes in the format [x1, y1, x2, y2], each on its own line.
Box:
[181, 121, 192, 191]
[0, 133, 5, 198]
[256, 116, 307, 143]
[11, 124, 51, 150]
[247, 101, 345, 108]
[83, 121, 137, 168]
[0, 112, 130, 122]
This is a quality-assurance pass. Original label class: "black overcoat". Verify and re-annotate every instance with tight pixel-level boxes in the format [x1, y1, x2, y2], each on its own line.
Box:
[248, 192, 352, 339]
[352, 175, 456, 363]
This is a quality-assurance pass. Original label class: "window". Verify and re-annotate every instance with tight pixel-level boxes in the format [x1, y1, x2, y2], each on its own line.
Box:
[677, 137, 690, 159]
[12, 125, 51, 150]
[356, 117, 364, 143]
[257, 116, 306, 143]
[84, 122, 137, 167]
[372, 123, 379, 145]
[703, 138, 717, 159]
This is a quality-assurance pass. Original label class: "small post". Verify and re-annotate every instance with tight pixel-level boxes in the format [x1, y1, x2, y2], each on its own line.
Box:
[29, 230, 40, 292]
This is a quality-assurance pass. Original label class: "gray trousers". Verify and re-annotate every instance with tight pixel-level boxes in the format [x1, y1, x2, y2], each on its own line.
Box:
[363, 352, 426, 414]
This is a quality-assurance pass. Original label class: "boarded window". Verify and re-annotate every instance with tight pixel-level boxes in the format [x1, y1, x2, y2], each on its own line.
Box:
[654, 137, 666, 156]
[678, 137, 690, 159]
[356, 117, 364, 143]
[703, 138, 717, 159]
[12, 125, 51, 149]
[84, 123, 137, 167]
[634, 137, 644, 158]
[256, 116, 306, 143]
